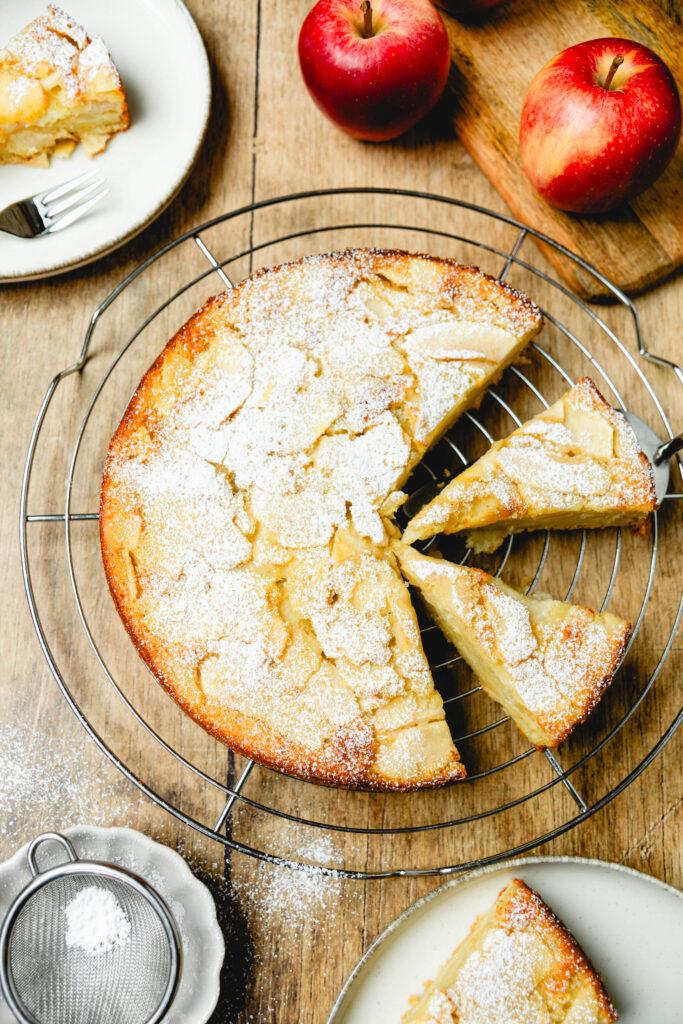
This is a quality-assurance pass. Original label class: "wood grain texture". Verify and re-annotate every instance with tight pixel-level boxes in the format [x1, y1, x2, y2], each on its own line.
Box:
[442, 0, 683, 299]
[0, 2, 681, 1024]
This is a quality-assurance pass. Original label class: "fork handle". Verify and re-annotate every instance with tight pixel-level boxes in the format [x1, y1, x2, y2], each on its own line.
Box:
[0, 202, 43, 238]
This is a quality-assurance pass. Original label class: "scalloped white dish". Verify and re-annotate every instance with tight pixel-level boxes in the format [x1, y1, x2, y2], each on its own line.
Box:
[0, 0, 211, 281]
[327, 856, 683, 1024]
[0, 826, 224, 1024]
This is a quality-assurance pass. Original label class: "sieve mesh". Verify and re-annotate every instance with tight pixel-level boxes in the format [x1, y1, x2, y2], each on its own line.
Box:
[6, 873, 174, 1024]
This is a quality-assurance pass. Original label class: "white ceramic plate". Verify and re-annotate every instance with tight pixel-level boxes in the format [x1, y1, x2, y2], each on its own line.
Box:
[0, 0, 210, 281]
[0, 825, 224, 1024]
[328, 857, 683, 1024]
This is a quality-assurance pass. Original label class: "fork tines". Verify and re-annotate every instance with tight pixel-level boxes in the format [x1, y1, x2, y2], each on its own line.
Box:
[40, 170, 109, 233]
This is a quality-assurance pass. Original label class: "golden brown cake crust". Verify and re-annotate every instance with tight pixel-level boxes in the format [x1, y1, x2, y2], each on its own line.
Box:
[100, 248, 542, 790]
[494, 881, 617, 1023]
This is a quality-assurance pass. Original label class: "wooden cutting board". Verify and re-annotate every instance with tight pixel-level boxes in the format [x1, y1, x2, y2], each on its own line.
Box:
[442, 0, 683, 300]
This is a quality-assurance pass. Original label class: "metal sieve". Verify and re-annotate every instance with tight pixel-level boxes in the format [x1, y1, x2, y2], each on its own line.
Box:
[0, 832, 181, 1024]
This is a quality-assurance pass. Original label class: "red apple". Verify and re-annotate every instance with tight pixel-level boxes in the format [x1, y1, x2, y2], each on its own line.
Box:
[519, 38, 682, 214]
[298, 0, 451, 141]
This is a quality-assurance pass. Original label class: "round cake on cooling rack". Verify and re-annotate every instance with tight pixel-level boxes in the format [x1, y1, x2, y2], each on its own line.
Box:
[99, 248, 543, 790]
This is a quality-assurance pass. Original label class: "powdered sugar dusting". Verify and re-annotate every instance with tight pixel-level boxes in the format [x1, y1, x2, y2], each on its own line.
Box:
[228, 823, 362, 939]
[0, 6, 119, 101]
[448, 928, 542, 1023]
[65, 886, 131, 956]
[0, 720, 210, 853]
[483, 586, 537, 664]
[400, 551, 628, 743]
[412, 881, 616, 1024]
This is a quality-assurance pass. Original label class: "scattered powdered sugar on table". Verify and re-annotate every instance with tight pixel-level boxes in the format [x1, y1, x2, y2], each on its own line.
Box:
[0, 722, 222, 879]
[0, 722, 138, 843]
[228, 823, 363, 941]
[65, 885, 131, 956]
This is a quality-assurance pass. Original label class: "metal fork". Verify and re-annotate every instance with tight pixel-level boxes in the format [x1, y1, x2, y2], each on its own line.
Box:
[0, 169, 109, 238]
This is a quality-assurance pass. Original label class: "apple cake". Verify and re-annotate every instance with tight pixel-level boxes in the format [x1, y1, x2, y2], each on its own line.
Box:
[404, 879, 618, 1023]
[100, 248, 543, 790]
[396, 545, 630, 747]
[403, 376, 657, 550]
[0, 5, 129, 166]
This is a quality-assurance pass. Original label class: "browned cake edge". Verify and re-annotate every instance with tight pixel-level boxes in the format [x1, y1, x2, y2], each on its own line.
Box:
[539, 617, 631, 748]
[498, 880, 619, 1022]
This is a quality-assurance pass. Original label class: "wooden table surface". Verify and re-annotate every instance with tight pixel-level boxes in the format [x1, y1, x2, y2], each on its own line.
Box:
[2, 2, 681, 1021]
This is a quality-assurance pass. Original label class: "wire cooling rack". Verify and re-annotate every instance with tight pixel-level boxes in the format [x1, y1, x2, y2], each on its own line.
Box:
[20, 188, 683, 879]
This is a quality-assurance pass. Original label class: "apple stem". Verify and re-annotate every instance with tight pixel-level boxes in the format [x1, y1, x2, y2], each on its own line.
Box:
[604, 54, 624, 90]
[360, 1, 373, 38]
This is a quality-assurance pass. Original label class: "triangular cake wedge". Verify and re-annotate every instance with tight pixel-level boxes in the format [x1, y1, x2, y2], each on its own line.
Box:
[0, 6, 129, 166]
[403, 377, 657, 551]
[100, 248, 543, 790]
[404, 879, 618, 1023]
[396, 545, 631, 747]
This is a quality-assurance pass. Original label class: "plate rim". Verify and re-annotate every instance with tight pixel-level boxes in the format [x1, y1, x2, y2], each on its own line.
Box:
[325, 854, 683, 1024]
[0, 0, 211, 283]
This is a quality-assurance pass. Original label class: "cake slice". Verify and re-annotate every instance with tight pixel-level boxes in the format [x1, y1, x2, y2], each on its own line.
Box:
[0, 5, 129, 166]
[396, 545, 630, 747]
[403, 377, 657, 551]
[404, 879, 618, 1023]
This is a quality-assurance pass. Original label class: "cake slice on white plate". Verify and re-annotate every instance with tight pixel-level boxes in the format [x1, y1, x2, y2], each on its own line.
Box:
[0, 5, 129, 165]
[404, 879, 618, 1023]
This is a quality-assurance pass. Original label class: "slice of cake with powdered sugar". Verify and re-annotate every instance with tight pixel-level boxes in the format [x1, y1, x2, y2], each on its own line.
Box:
[396, 545, 630, 748]
[100, 248, 543, 790]
[0, 5, 128, 165]
[404, 879, 618, 1024]
[403, 377, 657, 551]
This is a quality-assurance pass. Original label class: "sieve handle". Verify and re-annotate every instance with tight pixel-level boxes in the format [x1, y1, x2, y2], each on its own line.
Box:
[27, 832, 78, 877]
